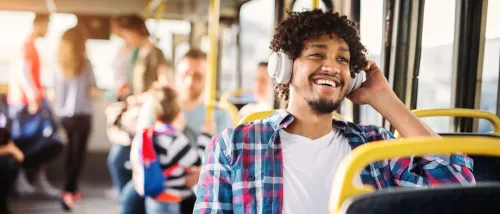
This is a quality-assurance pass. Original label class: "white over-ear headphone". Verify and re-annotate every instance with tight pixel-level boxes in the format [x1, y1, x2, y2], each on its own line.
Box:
[268, 52, 364, 94]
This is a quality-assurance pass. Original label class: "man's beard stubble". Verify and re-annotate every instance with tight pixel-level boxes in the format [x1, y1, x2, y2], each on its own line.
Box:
[305, 97, 344, 115]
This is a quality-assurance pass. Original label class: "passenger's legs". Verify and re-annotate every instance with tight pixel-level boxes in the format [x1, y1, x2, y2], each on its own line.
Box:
[107, 144, 132, 192]
[180, 193, 196, 214]
[0, 155, 19, 214]
[61, 115, 92, 193]
[22, 142, 63, 197]
[145, 197, 180, 214]
[121, 180, 145, 214]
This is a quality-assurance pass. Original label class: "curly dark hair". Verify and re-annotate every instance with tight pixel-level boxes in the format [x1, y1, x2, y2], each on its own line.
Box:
[270, 9, 367, 102]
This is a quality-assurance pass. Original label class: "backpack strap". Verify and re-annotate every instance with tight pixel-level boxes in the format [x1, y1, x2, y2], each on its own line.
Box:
[143, 126, 181, 176]
[141, 126, 156, 163]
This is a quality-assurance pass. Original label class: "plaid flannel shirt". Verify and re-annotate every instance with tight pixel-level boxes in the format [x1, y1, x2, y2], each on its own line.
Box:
[194, 110, 475, 214]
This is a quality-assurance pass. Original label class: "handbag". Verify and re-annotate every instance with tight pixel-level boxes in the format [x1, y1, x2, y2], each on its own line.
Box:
[9, 101, 63, 156]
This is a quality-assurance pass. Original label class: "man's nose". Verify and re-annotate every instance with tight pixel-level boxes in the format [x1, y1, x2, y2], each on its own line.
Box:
[321, 64, 341, 75]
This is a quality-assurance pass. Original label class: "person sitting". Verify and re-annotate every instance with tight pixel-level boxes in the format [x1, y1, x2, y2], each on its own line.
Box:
[0, 110, 24, 214]
[194, 9, 475, 214]
[130, 84, 214, 214]
[239, 62, 273, 118]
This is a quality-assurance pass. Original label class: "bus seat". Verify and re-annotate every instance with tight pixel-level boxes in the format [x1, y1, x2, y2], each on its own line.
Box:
[340, 183, 500, 214]
[329, 136, 500, 214]
[438, 133, 500, 182]
[238, 110, 345, 125]
[217, 101, 240, 127]
[394, 108, 500, 138]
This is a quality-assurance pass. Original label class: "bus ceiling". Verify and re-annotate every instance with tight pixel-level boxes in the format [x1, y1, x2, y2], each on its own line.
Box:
[0, 0, 251, 21]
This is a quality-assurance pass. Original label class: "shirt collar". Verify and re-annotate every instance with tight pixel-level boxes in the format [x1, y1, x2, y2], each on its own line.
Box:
[267, 109, 366, 148]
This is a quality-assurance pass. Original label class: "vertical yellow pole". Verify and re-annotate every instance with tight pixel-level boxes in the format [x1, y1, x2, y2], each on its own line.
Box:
[311, 0, 320, 9]
[205, 0, 220, 123]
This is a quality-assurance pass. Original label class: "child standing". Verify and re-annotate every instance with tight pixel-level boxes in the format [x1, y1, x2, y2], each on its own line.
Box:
[130, 84, 213, 214]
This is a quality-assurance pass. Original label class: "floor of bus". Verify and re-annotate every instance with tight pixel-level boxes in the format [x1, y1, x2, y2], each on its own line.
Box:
[8, 181, 120, 214]
[8, 151, 121, 214]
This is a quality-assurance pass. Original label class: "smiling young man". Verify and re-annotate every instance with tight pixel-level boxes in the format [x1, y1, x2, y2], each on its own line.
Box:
[194, 10, 475, 214]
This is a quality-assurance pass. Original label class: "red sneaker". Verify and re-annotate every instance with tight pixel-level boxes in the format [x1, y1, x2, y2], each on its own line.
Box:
[61, 192, 75, 211]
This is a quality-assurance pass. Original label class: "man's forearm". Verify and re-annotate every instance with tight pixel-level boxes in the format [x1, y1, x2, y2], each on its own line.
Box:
[370, 90, 439, 138]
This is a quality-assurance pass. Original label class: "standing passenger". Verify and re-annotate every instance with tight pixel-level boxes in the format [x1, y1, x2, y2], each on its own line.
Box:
[51, 26, 97, 211]
[8, 13, 61, 197]
[106, 14, 140, 200]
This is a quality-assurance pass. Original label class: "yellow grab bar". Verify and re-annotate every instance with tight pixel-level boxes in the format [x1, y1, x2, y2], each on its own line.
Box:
[204, 0, 220, 123]
[395, 108, 500, 137]
[238, 110, 345, 125]
[220, 89, 252, 104]
[238, 110, 277, 125]
[218, 100, 240, 127]
[329, 136, 500, 213]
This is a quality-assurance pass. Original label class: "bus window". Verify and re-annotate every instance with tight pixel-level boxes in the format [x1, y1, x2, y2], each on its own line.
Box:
[240, 0, 274, 90]
[359, 0, 383, 126]
[174, 41, 190, 66]
[145, 19, 191, 60]
[416, 0, 457, 133]
[0, 11, 33, 84]
[292, 0, 328, 11]
[478, 0, 500, 133]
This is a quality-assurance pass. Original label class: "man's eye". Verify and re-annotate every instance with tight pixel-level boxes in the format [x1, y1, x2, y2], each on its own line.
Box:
[309, 53, 324, 58]
[338, 57, 350, 63]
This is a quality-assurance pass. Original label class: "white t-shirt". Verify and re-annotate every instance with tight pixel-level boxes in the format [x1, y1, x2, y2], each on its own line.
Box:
[280, 129, 357, 214]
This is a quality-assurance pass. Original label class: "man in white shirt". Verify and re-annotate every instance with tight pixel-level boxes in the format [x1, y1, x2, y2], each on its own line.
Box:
[195, 9, 474, 214]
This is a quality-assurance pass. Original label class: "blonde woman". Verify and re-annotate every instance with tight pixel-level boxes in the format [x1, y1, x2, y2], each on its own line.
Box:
[51, 26, 97, 211]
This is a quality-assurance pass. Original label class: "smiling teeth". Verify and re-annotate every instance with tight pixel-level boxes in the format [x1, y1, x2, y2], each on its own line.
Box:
[316, 79, 336, 87]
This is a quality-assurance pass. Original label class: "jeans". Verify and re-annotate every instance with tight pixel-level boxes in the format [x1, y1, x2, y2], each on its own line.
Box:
[107, 144, 132, 192]
[60, 115, 92, 193]
[145, 197, 180, 214]
[121, 180, 145, 214]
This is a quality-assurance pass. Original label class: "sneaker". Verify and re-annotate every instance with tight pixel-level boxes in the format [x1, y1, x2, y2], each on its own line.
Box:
[73, 191, 82, 201]
[34, 171, 61, 198]
[61, 192, 75, 212]
[14, 169, 35, 195]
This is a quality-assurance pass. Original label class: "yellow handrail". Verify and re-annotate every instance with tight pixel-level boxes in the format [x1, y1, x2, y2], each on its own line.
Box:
[220, 89, 252, 104]
[329, 136, 500, 213]
[218, 100, 240, 126]
[394, 108, 500, 137]
[311, 0, 320, 9]
[204, 0, 220, 123]
[238, 110, 277, 125]
[238, 110, 345, 125]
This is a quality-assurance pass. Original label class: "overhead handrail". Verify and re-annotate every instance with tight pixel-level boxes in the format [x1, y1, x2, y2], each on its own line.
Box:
[394, 108, 500, 137]
[328, 136, 500, 213]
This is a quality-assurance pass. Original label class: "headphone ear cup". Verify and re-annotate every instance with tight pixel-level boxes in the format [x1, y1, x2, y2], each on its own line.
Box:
[267, 52, 293, 84]
[268, 52, 280, 80]
[279, 54, 293, 84]
[347, 71, 365, 94]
